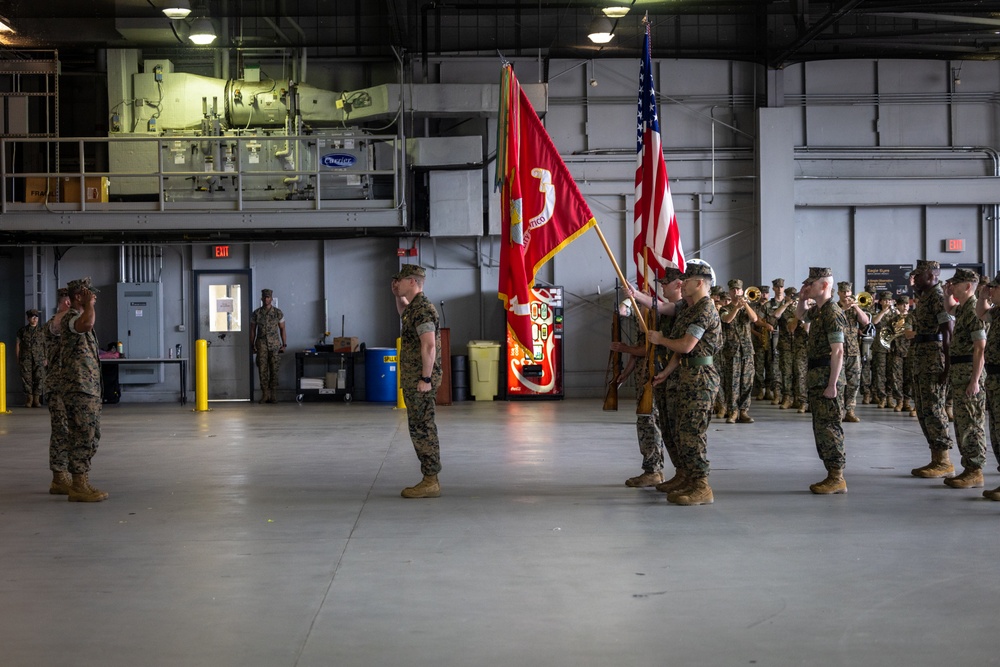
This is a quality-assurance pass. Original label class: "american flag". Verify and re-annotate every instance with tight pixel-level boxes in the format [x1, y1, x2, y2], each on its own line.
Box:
[634, 23, 684, 291]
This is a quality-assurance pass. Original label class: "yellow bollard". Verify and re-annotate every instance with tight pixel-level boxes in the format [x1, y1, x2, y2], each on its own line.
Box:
[0, 342, 8, 414]
[195, 338, 210, 412]
[396, 337, 406, 410]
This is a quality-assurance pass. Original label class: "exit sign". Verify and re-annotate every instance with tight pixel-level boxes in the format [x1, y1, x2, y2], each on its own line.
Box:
[944, 238, 965, 253]
[212, 245, 231, 258]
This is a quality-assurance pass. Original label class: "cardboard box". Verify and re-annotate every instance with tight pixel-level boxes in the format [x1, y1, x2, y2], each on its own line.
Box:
[333, 337, 360, 353]
[61, 176, 109, 203]
[25, 177, 59, 203]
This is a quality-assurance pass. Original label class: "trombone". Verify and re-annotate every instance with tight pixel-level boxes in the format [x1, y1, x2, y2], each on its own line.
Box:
[745, 286, 762, 301]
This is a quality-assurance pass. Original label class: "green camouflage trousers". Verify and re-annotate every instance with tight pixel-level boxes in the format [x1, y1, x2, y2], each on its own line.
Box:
[655, 382, 680, 470]
[949, 365, 987, 469]
[402, 388, 441, 476]
[776, 342, 793, 400]
[871, 347, 888, 402]
[984, 375, 1000, 472]
[637, 387, 665, 473]
[753, 338, 775, 393]
[675, 367, 718, 479]
[47, 391, 70, 472]
[727, 346, 754, 412]
[840, 351, 861, 412]
[913, 371, 954, 452]
[63, 392, 102, 474]
[255, 343, 281, 390]
[20, 355, 45, 396]
[887, 352, 911, 404]
[808, 367, 845, 469]
[791, 342, 808, 406]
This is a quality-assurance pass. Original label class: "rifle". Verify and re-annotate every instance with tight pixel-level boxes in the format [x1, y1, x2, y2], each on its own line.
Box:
[637, 291, 657, 416]
[603, 284, 623, 411]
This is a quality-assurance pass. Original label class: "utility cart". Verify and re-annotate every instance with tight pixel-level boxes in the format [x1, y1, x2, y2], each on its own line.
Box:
[295, 351, 357, 403]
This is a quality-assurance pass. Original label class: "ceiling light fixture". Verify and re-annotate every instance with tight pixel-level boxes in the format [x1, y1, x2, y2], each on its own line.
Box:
[162, 1, 192, 20]
[602, 6, 630, 19]
[0, 15, 15, 32]
[188, 17, 217, 45]
[588, 16, 615, 44]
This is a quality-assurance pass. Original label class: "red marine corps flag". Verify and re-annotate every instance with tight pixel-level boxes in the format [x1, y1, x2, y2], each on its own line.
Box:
[497, 64, 596, 353]
[634, 22, 685, 291]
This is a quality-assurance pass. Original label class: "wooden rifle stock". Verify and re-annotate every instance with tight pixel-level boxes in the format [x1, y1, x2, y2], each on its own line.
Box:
[603, 308, 621, 411]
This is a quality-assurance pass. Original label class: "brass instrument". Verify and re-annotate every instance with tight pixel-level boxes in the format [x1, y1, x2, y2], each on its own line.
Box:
[878, 317, 906, 349]
[745, 286, 761, 302]
[857, 291, 874, 309]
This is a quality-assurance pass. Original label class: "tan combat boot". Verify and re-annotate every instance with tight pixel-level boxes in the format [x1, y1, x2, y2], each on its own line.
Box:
[401, 475, 441, 498]
[258, 388, 269, 404]
[983, 485, 1000, 501]
[755, 389, 766, 401]
[737, 410, 754, 424]
[876, 398, 886, 408]
[771, 393, 782, 405]
[944, 467, 984, 489]
[67, 473, 109, 502]
[809, 467, 847, 494]
[725, 410, 737, 424]
[911, 449, 954, 478]
[843, 410, 860, 423]
[671, 477, 714, 505]
[25, 396, 33, 408]
[32, 394, 42, 407]
[655, 470, 688, 494]
[266, 389, 278, 404]
[780, 397, 793, 409]
[625, 471, 663, 488]
[714, 404, 726, 419]
[862, 392, 871, 404]
[49, 471, 72, 495]
[909, 407, 917, 417]
[797, 402, 808, 414]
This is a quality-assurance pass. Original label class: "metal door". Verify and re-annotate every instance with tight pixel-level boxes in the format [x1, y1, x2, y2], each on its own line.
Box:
[195, 270, 251, 401]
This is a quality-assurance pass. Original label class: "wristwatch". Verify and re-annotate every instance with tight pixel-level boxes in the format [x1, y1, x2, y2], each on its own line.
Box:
[419, 375, 432, 383]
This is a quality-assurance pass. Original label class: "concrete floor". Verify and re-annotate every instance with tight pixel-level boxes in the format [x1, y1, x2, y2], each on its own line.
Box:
[1, 396, 998, 667]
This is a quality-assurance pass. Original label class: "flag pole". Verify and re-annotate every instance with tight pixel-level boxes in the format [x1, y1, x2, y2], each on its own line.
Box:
[593, 221, 649, 334]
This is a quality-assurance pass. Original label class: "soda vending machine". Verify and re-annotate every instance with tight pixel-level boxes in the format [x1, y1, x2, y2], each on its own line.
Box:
[505, 285, 564, 399]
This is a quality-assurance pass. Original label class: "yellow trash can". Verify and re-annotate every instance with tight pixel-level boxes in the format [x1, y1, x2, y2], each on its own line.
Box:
[467, 340, 501, 401]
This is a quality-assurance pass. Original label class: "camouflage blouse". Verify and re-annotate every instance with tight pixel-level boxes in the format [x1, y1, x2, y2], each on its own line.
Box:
[912, 283, 950, 335]
[59, 308, 102, 398]
[16, 323, 45, 362]
[250, 305, 285, 350]
[43, 314, 63, 393]
[803, 299, 847, 362]
[400, 292, 442, 387]
[840, 305, 863, 355]
[984, 305, 1000, 366]
[670, 295, 721, 361]
[950, 297, 985, 358]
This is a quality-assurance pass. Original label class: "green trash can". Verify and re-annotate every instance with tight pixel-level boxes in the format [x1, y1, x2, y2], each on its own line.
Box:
[467, 340, 501, 401]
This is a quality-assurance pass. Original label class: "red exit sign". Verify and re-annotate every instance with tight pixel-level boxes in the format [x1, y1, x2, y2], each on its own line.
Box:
[213, 245, 231, 258]
[944, 238, 965, 253]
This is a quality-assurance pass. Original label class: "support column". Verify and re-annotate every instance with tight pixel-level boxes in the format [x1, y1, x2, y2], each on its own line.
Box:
[756, 107, 797, 283]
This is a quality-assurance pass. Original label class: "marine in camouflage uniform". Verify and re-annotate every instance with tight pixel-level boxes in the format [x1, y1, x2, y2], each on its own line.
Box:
[650, 261, 721, 505]
[859, 283, 877, 403]
[909, 260, 956, 478]
[941, 268, 987, 489]
[716, 292, 735, 417]
[16, 309, 46, 407]
[765, 278, 790, 404]
[393, 264, 443, 499]
[249, 288, 287, 403]
[887, 296, 913, 412]
[776, 286, 798, 409]
[976, 272, 1000, 500]
[59, 277, 109, 502]
[870, 292, 894, 408]
[720, 278, 756, 423]
[751, 285, 771, 398]
[798, 268, 848, 494]
[44, 288, 73, 495]
[790, 308, 810, 412]
[836, 282, 870, 422]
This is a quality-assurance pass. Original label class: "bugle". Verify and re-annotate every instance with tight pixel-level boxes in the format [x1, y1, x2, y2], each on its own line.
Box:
[857, 291, 874, 309]
[745, 286, 761, 301]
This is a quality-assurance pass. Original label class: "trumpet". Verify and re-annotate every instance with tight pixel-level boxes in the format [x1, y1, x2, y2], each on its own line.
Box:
[857, 291, 874, 308]
[745, 286, 761, 301]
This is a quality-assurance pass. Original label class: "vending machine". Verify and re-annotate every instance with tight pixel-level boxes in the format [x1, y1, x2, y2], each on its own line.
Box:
[505, 285, 564, 399]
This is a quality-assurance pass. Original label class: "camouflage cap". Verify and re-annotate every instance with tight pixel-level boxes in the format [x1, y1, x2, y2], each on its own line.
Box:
[710, 285, 725, 297]
[727, 278, 744, 290]
[946, 267, 979, 284]
[654, 266, 683, 283]
[785, 286, 798, 296]
[67, 277, 99, 294]
[804, 267, 832, 284]
[261, 288, 273, 297]
[26, 308, 40, 318]
[684, 262, 715, 280]
[393, 264, 427, 281]
[878, 290, 893, 301]
[837, 281, 853, 293]
[915, 259, 941, 272]
[760, 285, 770, 293]
[772, 278, 785, 288]
[56, 287, 69, 299]
[895, 294, 910, 305]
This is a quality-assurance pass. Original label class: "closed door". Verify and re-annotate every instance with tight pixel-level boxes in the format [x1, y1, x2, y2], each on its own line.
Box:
[195, 271, 251, 400]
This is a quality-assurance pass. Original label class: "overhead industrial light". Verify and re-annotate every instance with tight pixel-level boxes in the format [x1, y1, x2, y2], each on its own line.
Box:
[602, 6, 630, 19]
[188, 17, 217, 45]
[0, 15, 15, 32]
[162, 1, 192, 20]
[588, 16, 615, 44]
